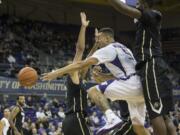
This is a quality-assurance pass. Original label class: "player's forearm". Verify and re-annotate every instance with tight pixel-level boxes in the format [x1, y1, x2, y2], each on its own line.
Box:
[108, 0, 141, 18]
[109, 0, 125, 11]
[76, 26, 86, 51]
[54, 58, 97, 78]
[55, 62, 84, 77]
[87, 42, 99, 58]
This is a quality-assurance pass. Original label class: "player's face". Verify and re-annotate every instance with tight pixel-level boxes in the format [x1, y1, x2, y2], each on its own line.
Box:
[4, 109, 10, 118]
[18, 96, 25, 106]
[97, 33, 109, 47]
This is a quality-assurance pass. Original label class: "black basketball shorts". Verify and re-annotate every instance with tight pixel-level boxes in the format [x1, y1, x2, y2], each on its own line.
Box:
[62, 113, 91, 135]
[138, 57, 174, 119]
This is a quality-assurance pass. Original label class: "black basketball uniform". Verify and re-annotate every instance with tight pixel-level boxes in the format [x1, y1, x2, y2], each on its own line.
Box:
[134, 9, 174, 119]
[10, 105, 25, 135]
[62, 76, 91, 135]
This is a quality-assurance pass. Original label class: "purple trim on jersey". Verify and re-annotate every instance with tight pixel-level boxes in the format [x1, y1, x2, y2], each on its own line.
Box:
[117, 73, 136, 81]
[98, 80, 114, 93]
[113, 44, 131, 57]
[110, 55, 127, 76]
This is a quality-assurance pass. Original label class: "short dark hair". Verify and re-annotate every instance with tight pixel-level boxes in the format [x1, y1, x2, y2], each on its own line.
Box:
[99, 27, 114, 38]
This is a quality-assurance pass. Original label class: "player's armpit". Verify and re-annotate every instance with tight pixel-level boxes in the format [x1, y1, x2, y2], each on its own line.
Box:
[108, 0, 142, 19]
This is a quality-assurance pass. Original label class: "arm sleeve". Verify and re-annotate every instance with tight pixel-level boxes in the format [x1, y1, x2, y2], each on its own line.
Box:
[90, 46, 117, 65]
[140, 9, 162, 25]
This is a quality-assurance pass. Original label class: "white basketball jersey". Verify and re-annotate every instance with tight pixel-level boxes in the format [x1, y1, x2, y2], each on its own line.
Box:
[1, 118, 10, 135]
[91, 42, 137, 79]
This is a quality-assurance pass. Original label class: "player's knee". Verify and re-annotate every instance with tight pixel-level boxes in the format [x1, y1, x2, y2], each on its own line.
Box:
[131, 116, 144, 126]
[87, 86, 99, 97]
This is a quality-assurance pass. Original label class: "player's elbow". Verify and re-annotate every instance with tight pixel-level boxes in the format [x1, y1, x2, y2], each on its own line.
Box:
[74, 62, 84, 70]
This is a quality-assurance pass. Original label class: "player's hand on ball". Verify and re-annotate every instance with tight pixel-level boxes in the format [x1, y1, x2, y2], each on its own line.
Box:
[80, 12, 90, 27]
[41, 71, 59, 81]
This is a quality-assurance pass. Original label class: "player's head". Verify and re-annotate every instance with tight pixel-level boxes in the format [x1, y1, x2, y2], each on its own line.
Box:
[17, 95, 25, 106]
[3, 108, 10, 118]
[138, 0, 154, 9]
[97, 28, 115, 47]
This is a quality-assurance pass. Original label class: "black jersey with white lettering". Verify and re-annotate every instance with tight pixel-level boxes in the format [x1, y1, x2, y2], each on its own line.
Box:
[13, 105, 25, 132]
[134, 9, 163, 65]
[65, 76, 87, 115]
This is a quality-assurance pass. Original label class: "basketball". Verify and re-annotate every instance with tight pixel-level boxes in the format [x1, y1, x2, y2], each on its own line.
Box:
[18, 67, 38, 87]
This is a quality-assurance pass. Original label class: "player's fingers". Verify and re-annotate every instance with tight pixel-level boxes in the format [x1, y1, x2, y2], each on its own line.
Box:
[41, 73, 48, 76]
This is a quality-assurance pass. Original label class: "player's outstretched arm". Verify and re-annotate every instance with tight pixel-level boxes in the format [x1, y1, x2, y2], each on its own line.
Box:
[71, 12, 89, 83]
[73, 12, 89, 63]
[108, 0, 142, 18]
[41, 57, 98, 81]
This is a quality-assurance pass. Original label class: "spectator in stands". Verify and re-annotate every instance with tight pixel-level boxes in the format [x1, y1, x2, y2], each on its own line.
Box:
[44, 105, 52, 119]
[32, 128, 39, 135]
[57, 107, 65, 119]
[36, 107, 46, 120]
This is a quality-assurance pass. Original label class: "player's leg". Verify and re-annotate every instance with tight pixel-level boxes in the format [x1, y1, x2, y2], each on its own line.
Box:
[90, 78, 145, 135]
[141, 61, 167, 135]
[87, 86, 110, 113]
[151, 116, 167, 135]
[62, 114, 87, 135]
[112, 101, 137, 135]
[128, 101, 150, 135]
[87, 80, 123, 135]
[140, 58, 175, 135]
[164, 115, 177, 135]
[76, 113, 92, 135]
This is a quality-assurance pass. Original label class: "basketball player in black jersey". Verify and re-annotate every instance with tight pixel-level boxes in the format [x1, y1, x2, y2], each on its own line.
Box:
[61, 12, 100, 135]
[108, 0, 176, 135]
[9, 95, 25, 135]
[61, 12, 90, 135]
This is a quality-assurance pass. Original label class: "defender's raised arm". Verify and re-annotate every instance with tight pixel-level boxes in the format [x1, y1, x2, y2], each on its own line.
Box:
[108, 0, 142, 18]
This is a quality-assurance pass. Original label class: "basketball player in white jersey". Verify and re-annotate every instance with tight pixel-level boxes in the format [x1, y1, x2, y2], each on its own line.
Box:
[42, 28, 150, 135]
[0, 108, 10, 135]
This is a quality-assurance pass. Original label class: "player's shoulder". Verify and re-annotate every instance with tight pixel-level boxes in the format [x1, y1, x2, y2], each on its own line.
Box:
[1, 117, 6, 121]
[110, 42, 127, 49]
[0, 118, 7, 124]
[11, 105, 20, 112]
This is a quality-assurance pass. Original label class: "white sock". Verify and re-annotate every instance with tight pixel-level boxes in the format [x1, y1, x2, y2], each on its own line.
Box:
[105, 109, 122, 123]
[105, 109, 114, 117]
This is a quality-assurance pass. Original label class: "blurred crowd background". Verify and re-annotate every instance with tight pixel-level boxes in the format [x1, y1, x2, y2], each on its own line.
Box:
[0, 0, 179, 134]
